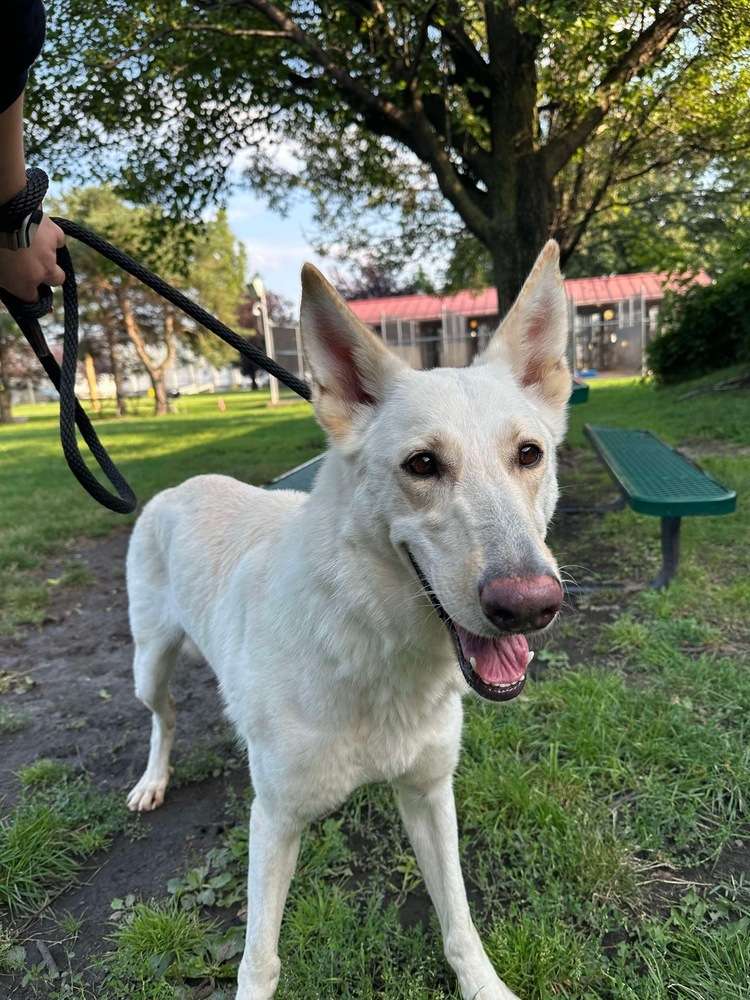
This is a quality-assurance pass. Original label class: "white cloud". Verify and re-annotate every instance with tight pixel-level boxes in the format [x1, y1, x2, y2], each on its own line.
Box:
[220, 173, 318, 306]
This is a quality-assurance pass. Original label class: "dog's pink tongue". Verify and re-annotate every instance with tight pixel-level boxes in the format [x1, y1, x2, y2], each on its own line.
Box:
[455, 628, 529, 685]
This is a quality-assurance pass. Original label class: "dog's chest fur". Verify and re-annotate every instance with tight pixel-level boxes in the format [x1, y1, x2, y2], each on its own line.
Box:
[221, 606, 465, 816]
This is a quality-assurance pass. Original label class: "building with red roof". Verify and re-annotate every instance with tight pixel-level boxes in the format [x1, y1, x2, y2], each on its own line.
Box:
[346, 269, 712, 375]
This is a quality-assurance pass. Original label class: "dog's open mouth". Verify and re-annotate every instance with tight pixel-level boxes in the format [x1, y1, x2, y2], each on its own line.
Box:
[408, 554, 531, 702]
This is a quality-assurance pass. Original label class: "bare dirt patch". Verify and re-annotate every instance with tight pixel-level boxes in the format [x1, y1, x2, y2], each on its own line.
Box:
[1, 531, 232, 797]
[1, 530, 246, 996]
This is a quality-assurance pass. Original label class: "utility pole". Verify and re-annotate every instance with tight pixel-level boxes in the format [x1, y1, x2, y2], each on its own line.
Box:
[248, 275, 278, 405]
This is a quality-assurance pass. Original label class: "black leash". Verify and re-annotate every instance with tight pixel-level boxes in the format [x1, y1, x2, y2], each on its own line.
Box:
[0, 169, 312, 514]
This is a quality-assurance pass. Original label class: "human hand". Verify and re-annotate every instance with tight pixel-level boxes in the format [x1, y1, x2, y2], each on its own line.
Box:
[0, 213, 65, 303]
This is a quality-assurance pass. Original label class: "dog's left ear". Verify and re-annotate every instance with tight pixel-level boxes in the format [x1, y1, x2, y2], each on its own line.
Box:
[474, 241, 570, 411]
[300, 264, 407, 440]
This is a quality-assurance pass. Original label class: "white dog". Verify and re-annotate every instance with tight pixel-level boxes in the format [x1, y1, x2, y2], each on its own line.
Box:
[126, 241, 571, 1000]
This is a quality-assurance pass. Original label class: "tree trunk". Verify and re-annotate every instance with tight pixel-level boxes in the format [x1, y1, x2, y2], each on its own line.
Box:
[484, 5, 554, 316]
[0, 335, 13, 423]
[83, 352, 101, 414]
[152, 374, 169, 416]
[104, 320, 127, 417]
[117, 290, 176, 416]
[488, 157, 556, 317]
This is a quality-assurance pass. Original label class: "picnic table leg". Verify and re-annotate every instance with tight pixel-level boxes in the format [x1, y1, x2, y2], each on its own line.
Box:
[651, 516, 681, 590]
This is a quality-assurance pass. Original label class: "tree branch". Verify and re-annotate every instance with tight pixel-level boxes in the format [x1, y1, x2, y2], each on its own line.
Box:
[544, 0, 693, 177]
[170, 22, 290, 38]
[235, 0, 491, 241]
[442, 1, 491, 90]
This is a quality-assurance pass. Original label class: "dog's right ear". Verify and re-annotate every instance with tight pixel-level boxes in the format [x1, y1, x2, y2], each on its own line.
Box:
[300, 264, 407, 440]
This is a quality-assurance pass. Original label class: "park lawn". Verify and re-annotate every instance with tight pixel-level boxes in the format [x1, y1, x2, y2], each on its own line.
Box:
[0, 391, 326, 633]
[560, 367, 750, 630]
[1, 371, 749, 998]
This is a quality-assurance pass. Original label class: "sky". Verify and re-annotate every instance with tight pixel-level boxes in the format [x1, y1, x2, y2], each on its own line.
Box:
[225, 186, 329, 315]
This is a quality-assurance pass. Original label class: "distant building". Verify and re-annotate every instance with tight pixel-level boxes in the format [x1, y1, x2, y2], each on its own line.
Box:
[54, 269, 712, 410]
[347, 270, 712, 376]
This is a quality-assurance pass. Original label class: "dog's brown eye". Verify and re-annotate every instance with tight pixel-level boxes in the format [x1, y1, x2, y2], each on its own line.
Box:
[519, 443, 543, 468]
[405, 452, 439, 477]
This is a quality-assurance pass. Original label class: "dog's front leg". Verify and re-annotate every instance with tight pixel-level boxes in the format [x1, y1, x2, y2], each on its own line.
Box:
[396, 778, 521, 1000]
[236, 799, 302, 1000]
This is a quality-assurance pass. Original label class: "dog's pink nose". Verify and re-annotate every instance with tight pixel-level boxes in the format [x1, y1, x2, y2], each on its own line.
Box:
[479, 575, 562, 632]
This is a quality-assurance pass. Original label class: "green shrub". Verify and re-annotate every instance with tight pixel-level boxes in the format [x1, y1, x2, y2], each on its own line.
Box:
[648, 266, 750, 383]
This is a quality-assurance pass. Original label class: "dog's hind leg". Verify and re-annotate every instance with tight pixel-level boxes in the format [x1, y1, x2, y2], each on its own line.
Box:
[127, 635, 180, 812]
[396, 777, 521, 1000]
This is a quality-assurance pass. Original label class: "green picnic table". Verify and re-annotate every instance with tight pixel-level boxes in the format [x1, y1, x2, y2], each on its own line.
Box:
[582, 424, 737, 588]
[569, 376, 589, 405]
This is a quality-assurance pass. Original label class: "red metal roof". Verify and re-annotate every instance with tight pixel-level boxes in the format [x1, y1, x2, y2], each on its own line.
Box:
[347, 288, 496, 325]
[347, 270, 712, 325]
[565, 270, 711, 306]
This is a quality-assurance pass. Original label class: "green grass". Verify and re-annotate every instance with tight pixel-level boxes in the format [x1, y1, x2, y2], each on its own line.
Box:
[566, 365, 750, 446]
[0, 391, 325, 632]
[0, 705, 29, 735]
[107, 899, 221, 981]
[2, 372, 749, 997]
[0, 764, 133, 918]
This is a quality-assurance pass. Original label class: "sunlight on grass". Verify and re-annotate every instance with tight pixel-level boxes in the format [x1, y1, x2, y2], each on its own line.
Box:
[0, 391, 325, 631]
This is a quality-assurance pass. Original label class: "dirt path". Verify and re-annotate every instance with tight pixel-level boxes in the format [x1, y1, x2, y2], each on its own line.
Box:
[1, 530, 248, 996]
[1, 531, 233, 796]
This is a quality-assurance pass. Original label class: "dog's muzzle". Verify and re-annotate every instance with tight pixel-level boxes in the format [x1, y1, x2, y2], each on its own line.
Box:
[407, 553, 537, 702]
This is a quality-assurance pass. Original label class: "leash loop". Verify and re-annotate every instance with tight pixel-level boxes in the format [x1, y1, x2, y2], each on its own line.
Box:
[1, 183, 313, 514]
[1, 248, 138, 513]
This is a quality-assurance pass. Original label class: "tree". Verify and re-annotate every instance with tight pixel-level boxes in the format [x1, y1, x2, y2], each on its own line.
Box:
[0, 314, 40, 423]
[57, 188, 251, 415]
[648, 226, 750, 383]
[332, 261, 434, 300]
[28, 2, 750, 313]
[444, 152, 750, 285]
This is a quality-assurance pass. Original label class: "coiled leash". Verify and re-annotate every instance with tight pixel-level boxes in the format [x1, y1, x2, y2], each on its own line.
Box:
[0, 168, 312, 514]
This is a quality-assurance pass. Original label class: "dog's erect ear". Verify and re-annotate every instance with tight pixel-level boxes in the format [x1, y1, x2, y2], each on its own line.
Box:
[474, 241, 570, 410]
[300, 264, 407, 439]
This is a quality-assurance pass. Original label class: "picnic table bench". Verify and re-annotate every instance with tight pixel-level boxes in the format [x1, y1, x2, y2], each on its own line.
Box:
[266, 453, 323, 493]
[569, 376, 589, 406]
[582, 424, 737, 589]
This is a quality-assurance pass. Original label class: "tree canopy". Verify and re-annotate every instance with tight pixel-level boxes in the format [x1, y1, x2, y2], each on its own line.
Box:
[28, 1, 750, 309]
[647, 222, 750, 384]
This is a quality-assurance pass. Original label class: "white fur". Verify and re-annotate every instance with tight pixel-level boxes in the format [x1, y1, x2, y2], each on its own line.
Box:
[126, 241, 570, 1000]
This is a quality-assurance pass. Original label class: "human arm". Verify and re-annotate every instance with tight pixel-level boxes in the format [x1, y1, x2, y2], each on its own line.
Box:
[0, 1, 65, 302]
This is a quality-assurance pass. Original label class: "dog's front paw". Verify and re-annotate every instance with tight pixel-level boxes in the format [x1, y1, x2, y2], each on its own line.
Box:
[235, 953, 281, 1000]
[487, 984, 522, 1000]
[464, 981, 521, 1000]
[126, 767, 173, 811]
[456, 958, 522, 1000]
